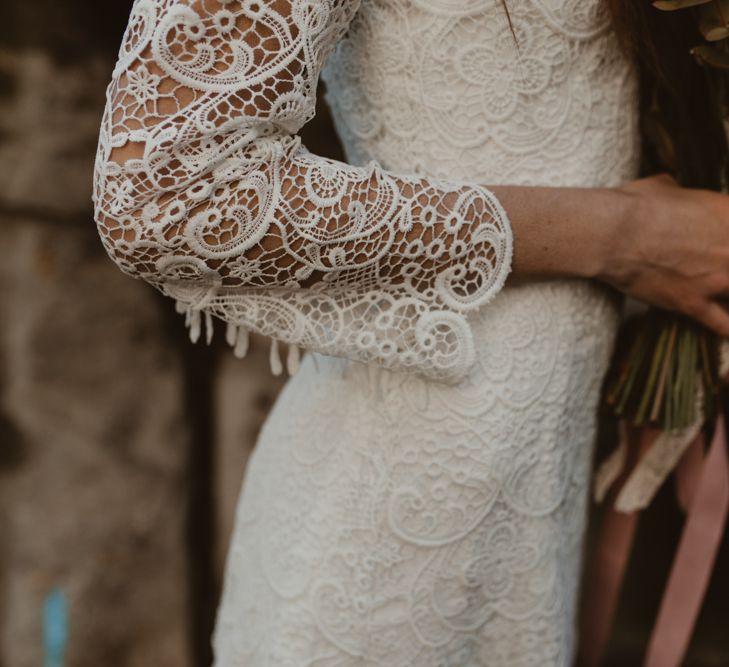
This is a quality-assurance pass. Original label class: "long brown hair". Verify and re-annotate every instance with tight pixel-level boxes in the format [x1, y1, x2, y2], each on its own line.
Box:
[501, 0, 729, 190]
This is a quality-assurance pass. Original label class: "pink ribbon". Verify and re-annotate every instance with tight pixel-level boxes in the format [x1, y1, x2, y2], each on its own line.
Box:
[643, 412, 729, 667]
[580, 413, 729, 666]
[674, 433, 704, 513]
[578, 427, 657, 667]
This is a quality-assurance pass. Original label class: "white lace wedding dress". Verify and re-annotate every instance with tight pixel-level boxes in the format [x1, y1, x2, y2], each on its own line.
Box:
[93, 0, 639, 664]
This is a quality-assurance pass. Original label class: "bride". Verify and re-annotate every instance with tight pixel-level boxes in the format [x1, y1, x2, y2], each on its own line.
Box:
[93, 0, 729, 664]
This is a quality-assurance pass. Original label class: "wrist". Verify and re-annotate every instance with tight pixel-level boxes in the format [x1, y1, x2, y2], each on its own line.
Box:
[538, 185, 634, 283]
[489, 183, 638, 285]
[591, 185, 639, 288]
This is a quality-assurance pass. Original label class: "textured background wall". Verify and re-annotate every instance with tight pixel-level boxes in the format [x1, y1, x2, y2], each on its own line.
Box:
[0, 2, 726, 666]
[0, 2, 287, 664]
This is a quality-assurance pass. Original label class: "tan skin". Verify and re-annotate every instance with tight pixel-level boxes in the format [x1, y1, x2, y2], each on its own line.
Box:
[490, 173, 729, 338]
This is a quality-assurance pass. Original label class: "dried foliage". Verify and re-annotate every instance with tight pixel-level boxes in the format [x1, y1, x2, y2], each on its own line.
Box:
[604, 0, 729, 430]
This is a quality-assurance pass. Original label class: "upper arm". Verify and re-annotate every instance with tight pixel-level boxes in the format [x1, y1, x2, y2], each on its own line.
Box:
[101, 0, 356, 165]
[93, 0, 362, 280]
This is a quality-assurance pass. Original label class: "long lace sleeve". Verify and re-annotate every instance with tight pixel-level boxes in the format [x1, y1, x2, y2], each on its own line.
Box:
[92, 0, 513, 383]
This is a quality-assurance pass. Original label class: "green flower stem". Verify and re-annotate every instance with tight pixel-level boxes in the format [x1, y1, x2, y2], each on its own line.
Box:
[648, 321, 677, 422]
[637, 324, 671, 423]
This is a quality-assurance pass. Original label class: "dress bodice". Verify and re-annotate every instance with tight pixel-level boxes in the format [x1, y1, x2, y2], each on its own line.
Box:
[322, 0, 640, 187]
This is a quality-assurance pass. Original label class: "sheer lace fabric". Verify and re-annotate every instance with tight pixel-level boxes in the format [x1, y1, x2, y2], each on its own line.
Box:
[95, 0, 640, 666]
[93, 0, 514, 383]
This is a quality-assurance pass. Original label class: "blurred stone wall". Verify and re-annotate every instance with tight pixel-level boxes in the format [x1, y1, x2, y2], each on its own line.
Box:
[0, 2, 343, 665]
[0, 2, 726, 667]
[0, 2, 191, 665]
[0, 2, 289, 665]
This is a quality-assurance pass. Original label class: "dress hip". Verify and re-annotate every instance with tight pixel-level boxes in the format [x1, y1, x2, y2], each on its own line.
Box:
[212, 278, 621, 666]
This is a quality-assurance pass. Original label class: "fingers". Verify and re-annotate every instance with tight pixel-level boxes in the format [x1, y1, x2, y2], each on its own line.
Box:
[622, 172, 679, 197]
[653, 172, 678, 186]
[695, 300, 729, 339]
[636, 172, 678, 189]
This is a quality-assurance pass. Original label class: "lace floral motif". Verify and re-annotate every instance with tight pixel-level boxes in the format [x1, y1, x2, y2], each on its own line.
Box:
[92, 0, 514, 383]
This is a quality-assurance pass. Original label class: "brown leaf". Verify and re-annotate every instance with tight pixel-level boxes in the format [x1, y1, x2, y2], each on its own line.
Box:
[699, 0, 729, 40]
[691, 43, 729, 68]
[654, 0, 713, 10]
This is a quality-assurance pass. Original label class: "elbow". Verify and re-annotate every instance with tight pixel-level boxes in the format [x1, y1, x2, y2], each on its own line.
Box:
[92, 163, 185, 288]
[92, 146, 151, 281]
[92, 179, 228, 303]
[92, 131, 201, 288]
[92, 189, 151, 283]
[92, 148, 286, 297]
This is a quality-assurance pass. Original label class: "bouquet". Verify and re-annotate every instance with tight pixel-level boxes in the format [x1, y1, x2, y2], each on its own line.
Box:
[581, 3, 729, 665]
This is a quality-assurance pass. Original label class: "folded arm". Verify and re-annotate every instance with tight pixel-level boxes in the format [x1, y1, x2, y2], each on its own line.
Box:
[92, 0, 570, 381]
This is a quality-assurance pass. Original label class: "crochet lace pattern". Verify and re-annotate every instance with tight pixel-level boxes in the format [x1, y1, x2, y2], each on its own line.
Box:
[92, 0, 513, 382]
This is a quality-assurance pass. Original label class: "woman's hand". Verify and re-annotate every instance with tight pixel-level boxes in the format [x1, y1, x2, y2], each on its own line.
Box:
[601, 173, 729, 337]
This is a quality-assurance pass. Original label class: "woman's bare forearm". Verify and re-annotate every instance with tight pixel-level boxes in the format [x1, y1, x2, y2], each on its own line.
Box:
[489, 184, 628, 286]
[493, 175, 729, 339]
